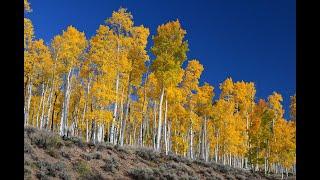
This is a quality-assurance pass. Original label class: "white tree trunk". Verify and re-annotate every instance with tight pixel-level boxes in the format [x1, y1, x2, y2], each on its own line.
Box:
[45, 83, 54, 130]
[153, 101, 157, 150]
[204, 116, 207, 161]
[110, 73, 119, 144]
[120, 84, 130, 146]
[167, 121, 171, 153]
[139, 122, 143, 146]
[86, 119, 89, 143]
[60, 68, 72, 136]
[25, 80, 33, 126]
[37, 83, 45, 128]
[189, 124, 193, 159]
[97, 123, 104, 143]
[164, 98, 168, 155]
[118, 88, 125, 145]
[156, 87, 165, 151]
[83, 78, 91, 142]
[40, 82, 49, 129]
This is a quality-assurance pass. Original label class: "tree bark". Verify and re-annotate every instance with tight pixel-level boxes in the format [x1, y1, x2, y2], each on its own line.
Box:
[156, 87, 165, 151]
[24, 79, 33, 126]
[153, 101, 157, 150]
[60, 68, 73, 136]
[120, 78, 130, 146]
[110, 72, 120, 144]
[40, 82, 49, 129]
[164, 98, 168, 155]
[36, 83, 46, 128]
[118, 88, 125, 145]
[51, 93, 58, 132]
[189, 123, 194, 159]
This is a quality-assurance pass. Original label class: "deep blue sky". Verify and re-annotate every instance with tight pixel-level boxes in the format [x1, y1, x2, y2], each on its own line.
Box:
[26, 0, 296, 119]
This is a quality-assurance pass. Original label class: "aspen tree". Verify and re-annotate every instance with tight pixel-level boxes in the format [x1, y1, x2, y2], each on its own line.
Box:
[151, 20, 188, 151]
[180, 60, 204, 158]
[51, 26, 87, 136]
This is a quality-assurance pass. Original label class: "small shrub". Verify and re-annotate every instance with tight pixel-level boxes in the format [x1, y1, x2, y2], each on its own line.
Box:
[25, 126, 37, 135]
[81, 153, 92, 161]
[105, 143, 114, 150]
[205, 177, 223, 180]
[115, 145, 130, 154]
[30, 131, 63, 150]
[88, 142, 96, 148]
[194, 159, 211, 167]
[85, 171, 104, 180]
[162, 173, 179, 180]
[59, 171, 71, 180]
[36, 171, 49, 180]
[24, 142, 33, 153]
[167, 153, 183, 162]
[47, 162, 66, 177]
[61, 150, 71, 160]
[46, 148, 60, 158]
[64, 140, 74, 147]
[216, 164, 232, 174]
[235, 174, 246, 180]
[163, 161, 178, 169]
[129, 168, 156, 180]
[225, 174, 235, 180]
[135, 148, 160, 162]
[24, 157, 33, 166]
[92, 152, 102, 159]
[102, 157, 118, 173]
[74, 160, 92, 179]
[96, 143, 107, 151]
[35, 160, 50, 171]
[64, 136, 84, 148]
[24, 166, 32, 175]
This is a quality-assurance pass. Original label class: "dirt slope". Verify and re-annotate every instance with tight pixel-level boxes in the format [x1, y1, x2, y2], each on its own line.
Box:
[24, 127, 295, 180]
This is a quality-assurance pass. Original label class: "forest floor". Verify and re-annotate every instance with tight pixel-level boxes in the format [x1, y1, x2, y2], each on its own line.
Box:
[24, 126, 295, 180]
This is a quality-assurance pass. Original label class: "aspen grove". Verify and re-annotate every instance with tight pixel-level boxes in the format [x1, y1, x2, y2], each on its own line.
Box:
[24, 1, 296, 177]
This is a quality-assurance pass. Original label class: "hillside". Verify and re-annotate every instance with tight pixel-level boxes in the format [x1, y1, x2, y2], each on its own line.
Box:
[24, 127, 295, 180]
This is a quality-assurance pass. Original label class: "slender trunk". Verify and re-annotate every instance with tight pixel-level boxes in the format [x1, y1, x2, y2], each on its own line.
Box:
[110, 72, 120, 144]
[141, 72, 149, 147]
[206, 141, 209, 162]
[215, 131, 219, 163]
[90, 120, 95, 143]
[164, 98, 168, 155]
[167, 121, 171, 153]
[86, 119, 89, 143]
[25, 80, 33, 126]
[83, 78, 91, 142]
[139, 122, 143, 146]
[51, 93, 58, 132]
[118, 88, 125, 145]
[264, 157, 267, 174]
[204, 116, 207, 161]
[120, 79, 130, 146]
[60, 68, 72, 136]
[133, 122, 137, 146]
[156, 87, 165, 151]
[189, 123, 193, 159]
[40, 82, 49, 129]
[200, 116, 206, 160]
[153, 101, 157, 150]
[45, 85, 54, 130]
[36, 83, 45, 128]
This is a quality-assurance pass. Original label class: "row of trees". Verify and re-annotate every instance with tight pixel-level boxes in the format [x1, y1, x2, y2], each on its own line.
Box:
[24, 0, 295, 177]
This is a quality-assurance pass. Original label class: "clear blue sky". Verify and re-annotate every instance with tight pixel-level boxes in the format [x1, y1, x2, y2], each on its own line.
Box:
[26, 0, 296, 119]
